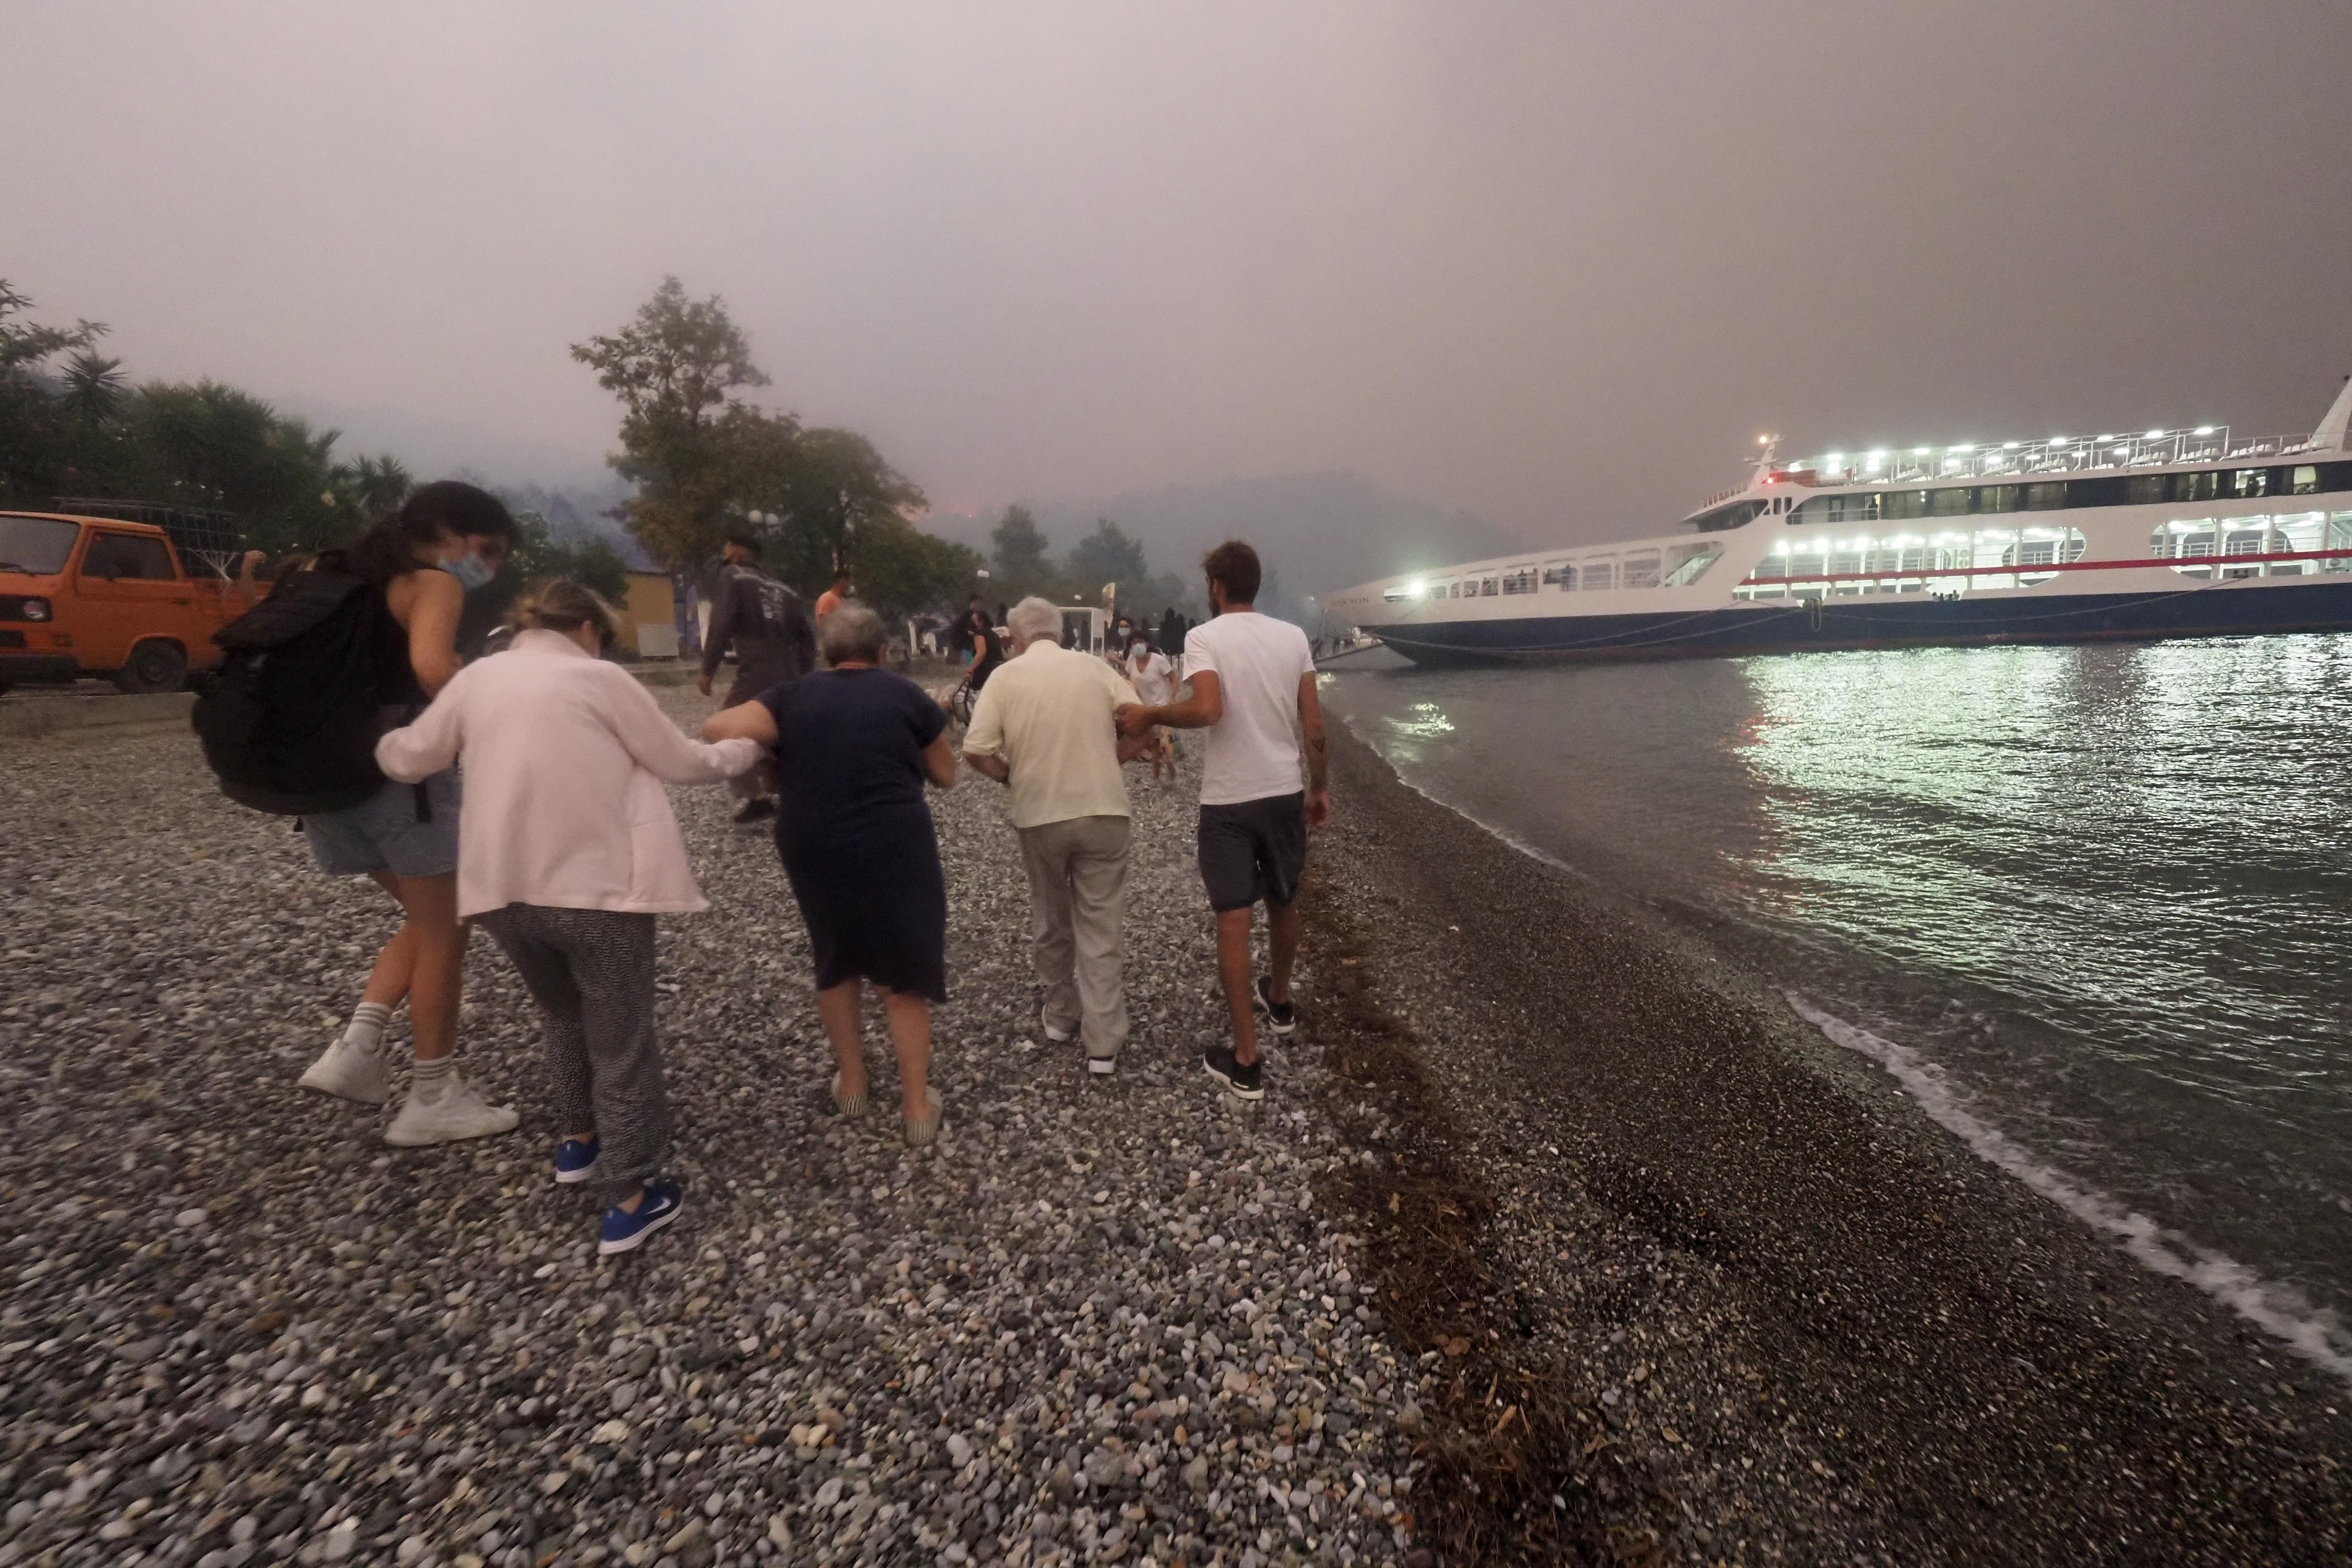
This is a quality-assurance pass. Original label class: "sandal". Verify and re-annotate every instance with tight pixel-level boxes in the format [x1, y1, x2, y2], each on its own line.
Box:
[831, 1072, 868, 1119]
[903, 1087, 944, 1148]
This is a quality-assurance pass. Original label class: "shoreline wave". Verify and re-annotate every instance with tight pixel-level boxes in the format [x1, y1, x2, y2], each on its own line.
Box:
[1343, 710, 2352, 1388]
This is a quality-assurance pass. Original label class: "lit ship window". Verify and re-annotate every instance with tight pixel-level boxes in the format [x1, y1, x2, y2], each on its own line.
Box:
[1735, 526, 2086, 598]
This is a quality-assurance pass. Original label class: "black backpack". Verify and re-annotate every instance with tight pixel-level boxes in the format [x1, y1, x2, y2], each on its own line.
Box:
[191, 562, 400, 815]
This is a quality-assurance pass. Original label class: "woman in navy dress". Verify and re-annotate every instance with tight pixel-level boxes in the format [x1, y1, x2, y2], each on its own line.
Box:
[705, 603, 957, 1144]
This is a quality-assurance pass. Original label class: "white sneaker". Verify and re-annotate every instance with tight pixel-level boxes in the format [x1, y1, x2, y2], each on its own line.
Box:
[384, 1072, 520, 1147]
[298, 1035, 391, 1106]
[1041, 1009, 1075, 1044]
[1087, 1053, 1118, 1077]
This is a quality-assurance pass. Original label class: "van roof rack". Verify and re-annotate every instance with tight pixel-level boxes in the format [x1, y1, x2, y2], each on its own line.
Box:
[51, 498, 247, 576]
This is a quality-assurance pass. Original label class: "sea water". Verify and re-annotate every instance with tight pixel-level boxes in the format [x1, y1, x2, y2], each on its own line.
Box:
[1322, 635, 2352, 1372]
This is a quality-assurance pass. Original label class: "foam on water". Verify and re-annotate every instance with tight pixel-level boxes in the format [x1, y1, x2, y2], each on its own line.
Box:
[1788, 993, 2352, 1385]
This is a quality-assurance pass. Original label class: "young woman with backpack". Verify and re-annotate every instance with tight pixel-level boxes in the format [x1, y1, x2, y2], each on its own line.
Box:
[294, 480, 521, 1146]
[376, 580, 764, 1252]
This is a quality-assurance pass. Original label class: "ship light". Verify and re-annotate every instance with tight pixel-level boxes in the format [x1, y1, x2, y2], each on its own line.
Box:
[1406, 579, 1425, 599]
[2003, 441, 2020, 450]
[1952, 444, 1975, 452]
[2145, 430, 2164, 439]
[1912, 447, 1931, 456]
[2195, 426, 2215, 435]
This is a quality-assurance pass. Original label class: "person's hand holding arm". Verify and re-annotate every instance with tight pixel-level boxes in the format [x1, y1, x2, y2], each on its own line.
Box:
[1298, 671, 1330, 828]
[376, 669, 469, 782]
[701, 699, 780, 748]
[961, 679, 1011, 783]
[602, 667, 763, 783]
[1117, 671, 1219, 737]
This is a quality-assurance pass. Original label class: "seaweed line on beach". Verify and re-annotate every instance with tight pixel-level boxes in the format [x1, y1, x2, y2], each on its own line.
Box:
[1295, 858, 1674, 1567]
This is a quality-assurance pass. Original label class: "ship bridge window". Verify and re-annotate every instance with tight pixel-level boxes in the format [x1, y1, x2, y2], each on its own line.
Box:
[1581, 559, 1617, 591]
[1690, 500, 1764, 532]
[1621, 552, 1661, 588]
[1662, 544, 1722, 586]
[1541, 560, 1575, 590]
[1500, 565, 1539, 595]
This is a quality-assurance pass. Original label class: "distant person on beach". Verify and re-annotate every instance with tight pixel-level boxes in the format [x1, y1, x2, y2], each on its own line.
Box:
[953, 595, 990, 666]
[968, 613, 1007, 692]
[963, 597, 1147, 1075]
[703, 603, 957, 1146]
[815, 573, 852, 622]
[377, 580, 762, 1253]
[699, 534, 817, 824]
[1118, 540, 1327, 1100]
[1123, 631, 1178, 783]
[294, 481, 522, 1146]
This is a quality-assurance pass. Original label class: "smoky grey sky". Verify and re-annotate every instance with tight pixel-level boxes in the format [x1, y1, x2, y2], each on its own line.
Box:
[6, 2, 2350, 548]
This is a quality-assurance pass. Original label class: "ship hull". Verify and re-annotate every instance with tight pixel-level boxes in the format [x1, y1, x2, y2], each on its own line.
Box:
[1373, 578, 2352, 666]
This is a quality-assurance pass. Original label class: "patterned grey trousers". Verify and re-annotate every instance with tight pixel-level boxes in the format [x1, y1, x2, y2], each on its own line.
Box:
[477, 904, 668, 1202]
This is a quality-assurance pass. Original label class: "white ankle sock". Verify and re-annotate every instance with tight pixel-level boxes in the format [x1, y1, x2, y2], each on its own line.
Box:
[410, 1055, 455, 1102]
[344, 1001, 394, 1055]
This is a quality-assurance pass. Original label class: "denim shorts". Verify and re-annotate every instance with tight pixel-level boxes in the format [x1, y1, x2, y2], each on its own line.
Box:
[303, 770, 461, 879]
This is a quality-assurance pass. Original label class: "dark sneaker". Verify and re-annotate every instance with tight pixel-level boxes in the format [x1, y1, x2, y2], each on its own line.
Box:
[1204, 1044, 1264, 1100]
[554, 1136, 599, 1186]
[1253, 976, 1298, 1038]
[598, 1179, 684, 1256]
[733, 797, 776, 824]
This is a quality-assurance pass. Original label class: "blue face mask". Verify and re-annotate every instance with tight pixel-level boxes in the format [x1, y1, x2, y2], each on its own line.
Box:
[444, 549, 496, 593]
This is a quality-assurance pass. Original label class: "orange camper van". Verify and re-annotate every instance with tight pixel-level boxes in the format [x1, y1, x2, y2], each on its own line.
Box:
[0, 505, 256, 696]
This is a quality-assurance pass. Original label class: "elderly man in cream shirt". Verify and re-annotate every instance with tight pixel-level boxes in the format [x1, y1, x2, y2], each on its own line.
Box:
[963, 596, 1151, 1074]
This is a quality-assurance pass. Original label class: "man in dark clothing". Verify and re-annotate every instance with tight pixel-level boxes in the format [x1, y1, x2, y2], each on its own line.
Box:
[700, 534, 817, 822]
[1158, 607, 1187, 663]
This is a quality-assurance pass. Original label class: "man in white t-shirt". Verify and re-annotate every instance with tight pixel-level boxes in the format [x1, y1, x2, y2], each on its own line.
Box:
[1117, 540, 1328, 1101]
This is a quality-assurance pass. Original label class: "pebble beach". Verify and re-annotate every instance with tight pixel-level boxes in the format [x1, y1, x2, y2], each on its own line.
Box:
[8, 682, 2352, 1568]
[0, 687, 1416, 1568]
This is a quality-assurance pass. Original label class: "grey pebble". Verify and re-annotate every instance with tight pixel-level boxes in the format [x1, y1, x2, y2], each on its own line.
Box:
[0, 692, 1418, 1568]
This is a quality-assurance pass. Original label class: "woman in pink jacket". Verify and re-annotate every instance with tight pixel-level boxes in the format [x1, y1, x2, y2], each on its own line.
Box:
[377, 581, 763, 1254]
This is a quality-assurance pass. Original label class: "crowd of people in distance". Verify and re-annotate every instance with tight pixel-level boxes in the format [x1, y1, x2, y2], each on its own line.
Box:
[257, 482, 1329, 1257]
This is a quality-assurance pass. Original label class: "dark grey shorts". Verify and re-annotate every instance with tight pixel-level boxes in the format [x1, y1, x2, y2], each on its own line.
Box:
[1197, 792, 1307, 912]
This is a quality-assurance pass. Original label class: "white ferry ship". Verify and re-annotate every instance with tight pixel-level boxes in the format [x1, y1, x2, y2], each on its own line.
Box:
[1324, 379, 2352, 665]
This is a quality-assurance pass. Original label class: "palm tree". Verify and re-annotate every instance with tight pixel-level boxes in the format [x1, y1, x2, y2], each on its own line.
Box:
[345, 453, 413, 519]
[60, 350, 125, 423]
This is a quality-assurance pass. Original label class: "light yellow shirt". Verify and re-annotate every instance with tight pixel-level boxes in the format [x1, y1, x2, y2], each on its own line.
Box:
[963, 640, 1137, 828]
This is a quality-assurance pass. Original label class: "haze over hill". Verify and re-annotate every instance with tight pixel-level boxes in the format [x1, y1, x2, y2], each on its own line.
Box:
[933, 471, 1529, 608]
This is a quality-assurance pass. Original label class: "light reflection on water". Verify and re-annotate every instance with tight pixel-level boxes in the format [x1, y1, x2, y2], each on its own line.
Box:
[1325, 635, 2352, 1322]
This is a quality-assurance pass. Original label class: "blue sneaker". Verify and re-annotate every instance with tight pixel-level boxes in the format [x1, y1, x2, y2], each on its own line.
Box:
[554, 1137, 599, 1186]
[598, 1179, 684, 1256]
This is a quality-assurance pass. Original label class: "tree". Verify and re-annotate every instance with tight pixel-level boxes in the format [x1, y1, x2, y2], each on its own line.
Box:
[59, 351, 125, 424]
[852, 516, 984, 622]
[343, 453, 413, 520]
[0, 282, 103, 377]
[1067, 517, 1147, 596]
[571, 277, 778, 570]
[753, 426, 928, 595]
[990, 505, 1051, 579]
[507, 510, 630, 601]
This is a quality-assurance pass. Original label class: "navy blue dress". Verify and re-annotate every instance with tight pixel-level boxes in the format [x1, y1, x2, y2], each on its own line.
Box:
[758, 668, 950, 1001]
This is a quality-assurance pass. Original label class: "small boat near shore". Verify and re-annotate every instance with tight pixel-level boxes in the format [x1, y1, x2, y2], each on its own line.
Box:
[1327, 379, 2352, 665]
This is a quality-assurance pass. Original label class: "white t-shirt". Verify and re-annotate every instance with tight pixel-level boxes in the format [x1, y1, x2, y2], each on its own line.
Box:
[1183, 611, 1315, 806]
[1125, 648, 1174, 706]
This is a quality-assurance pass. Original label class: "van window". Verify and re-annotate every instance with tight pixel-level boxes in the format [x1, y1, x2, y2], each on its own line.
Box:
[0, 515, 81, 576]
[81, 532, 177, 581]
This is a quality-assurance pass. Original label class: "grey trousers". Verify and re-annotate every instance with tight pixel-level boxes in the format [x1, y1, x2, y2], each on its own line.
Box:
[1017, 814, 1132, 1059]
[477, 905, 667, 1201]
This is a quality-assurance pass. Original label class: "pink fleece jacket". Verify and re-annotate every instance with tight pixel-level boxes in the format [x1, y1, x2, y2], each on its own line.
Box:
[376, 630, 762, 918]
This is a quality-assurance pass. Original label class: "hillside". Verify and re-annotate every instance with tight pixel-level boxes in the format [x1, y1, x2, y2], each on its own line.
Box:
[931, 471, 1529, 602]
